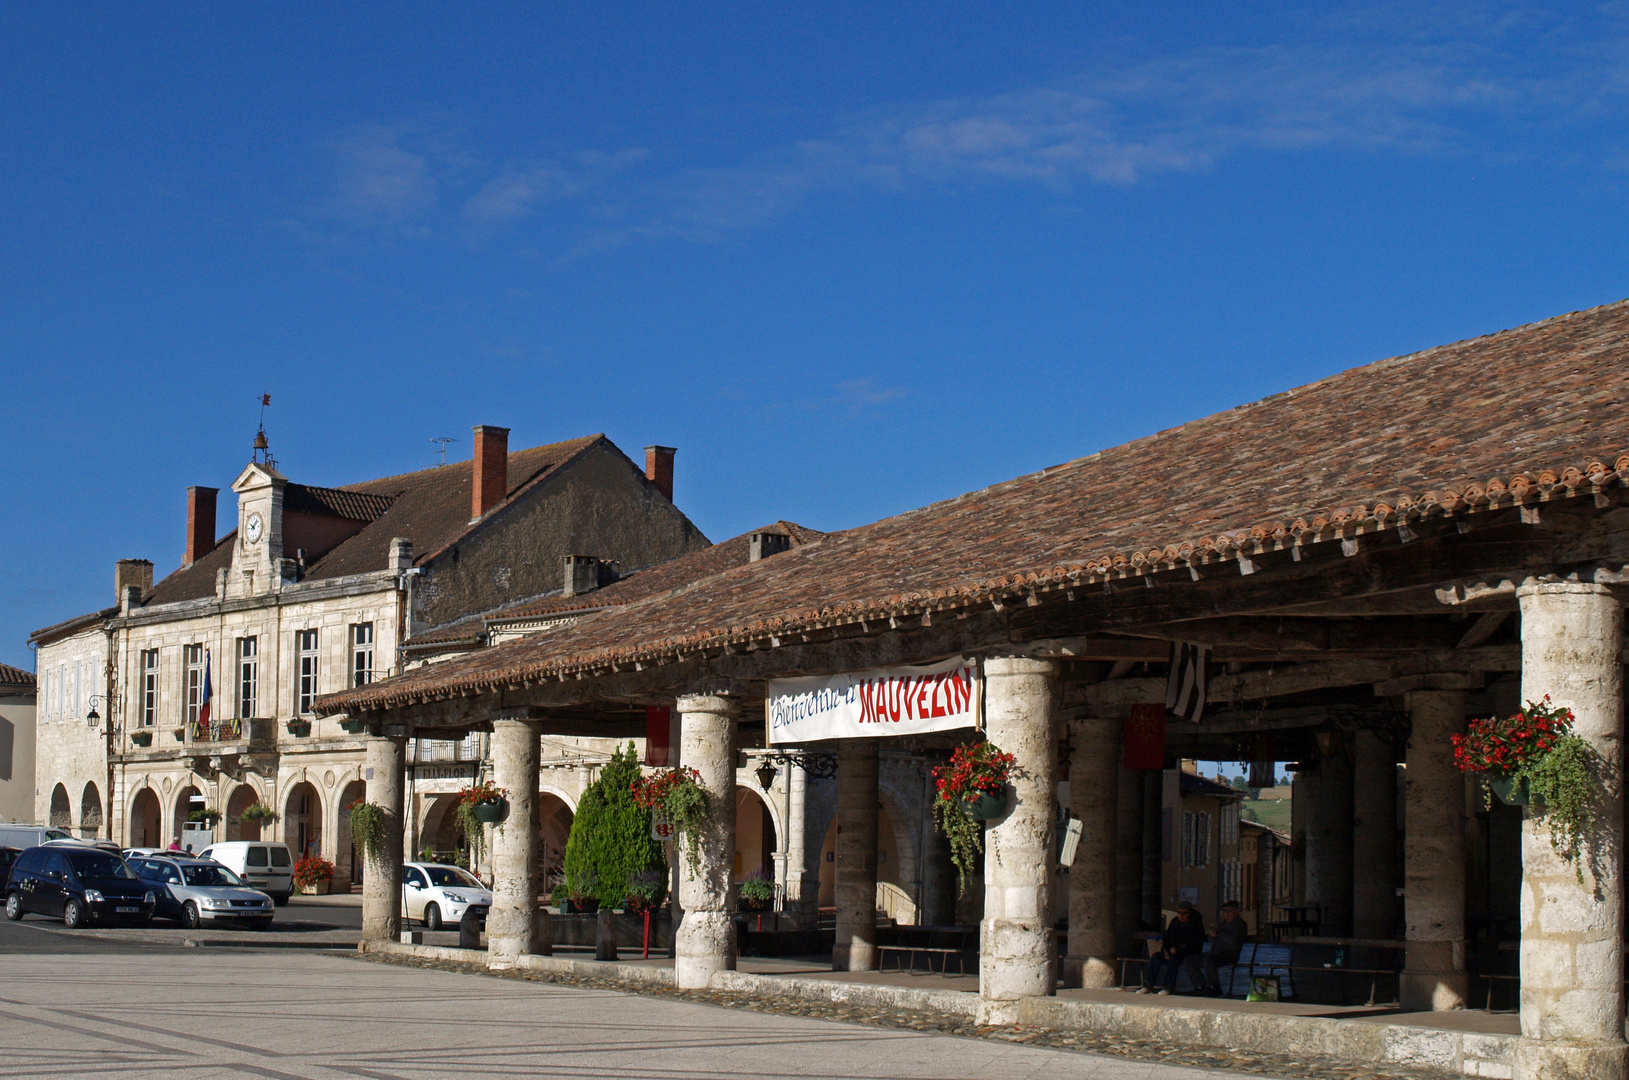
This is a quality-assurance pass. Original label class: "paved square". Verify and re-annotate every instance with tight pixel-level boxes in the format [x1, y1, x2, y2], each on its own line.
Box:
[0, 949, 1233, 1079]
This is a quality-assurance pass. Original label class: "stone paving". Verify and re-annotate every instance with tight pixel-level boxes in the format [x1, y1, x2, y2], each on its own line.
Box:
[352, 949, 1457, 1080]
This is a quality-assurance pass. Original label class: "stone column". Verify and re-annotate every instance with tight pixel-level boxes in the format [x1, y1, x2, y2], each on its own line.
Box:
[979, 657, 1061, 1014]
[1115, 757, 1144, 950]
[1305, 753, 1355, 935]
[1401, 690, 1469, 1011]
[1141, 769, 1162, 926]
[361, 733, 405, 943]
[487, 717, 543, 969]
[1064, 714, 1118, 987]
[784, 763, 821, 928]
[1352, 730, 1399, 940]
[833, 739, 880, 971]
[674, 693, 738, 989]
[1514, 582, 1626, 1080]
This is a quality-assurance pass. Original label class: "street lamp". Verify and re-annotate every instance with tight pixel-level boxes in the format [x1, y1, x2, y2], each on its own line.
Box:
[754, 760, 778, 792]
[86, 695, 102, 729]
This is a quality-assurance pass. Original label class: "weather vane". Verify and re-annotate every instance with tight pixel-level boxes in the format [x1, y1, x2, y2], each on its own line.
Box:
[254, 394, 275, 467]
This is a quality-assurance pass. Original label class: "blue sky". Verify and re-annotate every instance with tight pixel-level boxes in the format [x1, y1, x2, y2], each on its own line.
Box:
[5, 2, 1629, 668]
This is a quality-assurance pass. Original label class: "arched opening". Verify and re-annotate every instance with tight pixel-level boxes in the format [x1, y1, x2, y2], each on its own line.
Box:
[417, 793, 465, 864]
[174, 784, 203, 846]
[49, 784, 71, 829]
[283, 781, 323, 858]
[539, 792, 574, 890]
[734, 786, 777, 882]
[226, 784, 262, 841]
[79, 782, 103, 839]
[816, 799, 908, 920]
[335, 779, 366, 891]
[130, 788, 162, 848]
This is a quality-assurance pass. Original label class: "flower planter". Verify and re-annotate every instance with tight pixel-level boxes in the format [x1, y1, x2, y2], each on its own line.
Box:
[285, 720, 311, 737]
[471, 799, 507, 824]
[562, 898, 599, 914]
[962, 789, 1008, 821]
[738, 899, 771, 913]
[129, 732, 153, 748]
[339, 719, 367, 734]
[170, 728, 185, 742]
[297, 880, 332, 895]
[1489, 774, 1533, 806]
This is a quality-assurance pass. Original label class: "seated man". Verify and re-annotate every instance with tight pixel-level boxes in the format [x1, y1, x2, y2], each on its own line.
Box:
[1139, 901, 1206, 995]
[1185, 900, 1249, 996]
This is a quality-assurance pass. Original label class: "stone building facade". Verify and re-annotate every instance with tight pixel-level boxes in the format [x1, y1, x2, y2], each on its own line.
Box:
[29, 428, 708, 889]
[0, 664, 37, 824]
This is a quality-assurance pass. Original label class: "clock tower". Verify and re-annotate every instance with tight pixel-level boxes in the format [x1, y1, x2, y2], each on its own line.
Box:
[228, 461, 288, 597]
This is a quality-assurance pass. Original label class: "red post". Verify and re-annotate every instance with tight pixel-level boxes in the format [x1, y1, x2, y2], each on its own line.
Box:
[642, 909, 651, 959]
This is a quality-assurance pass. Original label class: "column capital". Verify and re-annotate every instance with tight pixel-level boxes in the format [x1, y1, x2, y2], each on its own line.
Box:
[983, 655, 1060, 677]
[1516, 579, 1617, 602]
[675, 692, 742, 716]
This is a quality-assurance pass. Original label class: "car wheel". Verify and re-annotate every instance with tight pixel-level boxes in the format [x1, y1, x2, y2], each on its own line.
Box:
[4, 893, 22, 921]
[182, 902, 201, 929]
[273, 893, 290, 907]
[423, 903, 442, 932]
[63, 899, 84, 929]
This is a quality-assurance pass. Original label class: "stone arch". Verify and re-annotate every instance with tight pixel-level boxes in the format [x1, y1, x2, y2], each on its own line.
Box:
[814, 789, 914, 922]
[48, 783, 71, 829]
[79, 782, 103, 839]
[735, 785, 778, 883]
[174, 783, 204, 844]
[334, 779, 366, 891]
[284, 780, 323, 858]
[539, 791, 574, 889]
[225, 782, 263, 842]
[130, 787, 162, 848]
[418, 793, 465, 861]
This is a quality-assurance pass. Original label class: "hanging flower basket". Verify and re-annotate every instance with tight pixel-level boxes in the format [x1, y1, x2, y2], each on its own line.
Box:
[129, 731, 153, 748]
[1454, 697, 1596, 877]
[930, 741, 1019, 894]
[630, 767, 711, 876]
[286, 719, 311, 737]
[1487, 775, 1532, 807]
[455, 781, 508, 863]
[471, 799, 507, 824]
[338, 719, 367, 735]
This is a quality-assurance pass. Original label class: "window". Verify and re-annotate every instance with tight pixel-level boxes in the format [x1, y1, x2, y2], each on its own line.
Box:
[184, 644, 205, 726]
[73, 661, 82, 721]
[351, 623, 374, 688]
[141, 650, 159, 727]
[1181, 810, 1213, 868]
[56, 665, 65, 720]
[237, 637, 258, 720]
[37, 670, 48, 722]
[297, 630, 319, 714]
[1221, 802, 1239, 845]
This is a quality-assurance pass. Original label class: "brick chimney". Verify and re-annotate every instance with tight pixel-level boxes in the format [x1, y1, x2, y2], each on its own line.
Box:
[471, 425, 510, 522]
[186, 487, 218, 566]
[115, 559, 153, 610]
[644, 445, 676, 502]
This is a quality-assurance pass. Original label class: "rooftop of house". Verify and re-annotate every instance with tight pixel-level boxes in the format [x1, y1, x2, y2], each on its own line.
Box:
[0, 663, 35, 688]
[319, 297, 1629, 712]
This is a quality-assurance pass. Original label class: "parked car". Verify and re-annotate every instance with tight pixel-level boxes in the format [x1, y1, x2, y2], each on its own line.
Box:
[193, 842, 294, 906]
[0, 847, 20, 881]
[0, 825, 75, 849]
[402, 863, 492, 931]
[127, 854, 274, 929]
[43, 838, 124, 857]
[4, 846, 155, 927]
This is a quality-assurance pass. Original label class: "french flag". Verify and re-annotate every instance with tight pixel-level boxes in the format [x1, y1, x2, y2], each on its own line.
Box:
[198, 651, 213, 735]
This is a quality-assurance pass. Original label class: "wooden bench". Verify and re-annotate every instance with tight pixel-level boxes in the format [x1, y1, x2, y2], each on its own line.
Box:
[877, 927, 975, 976]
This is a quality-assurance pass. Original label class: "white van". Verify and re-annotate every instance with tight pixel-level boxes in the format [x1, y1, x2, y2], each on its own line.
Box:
[194, 841, 294, 905]
[0, 825, 76, 850]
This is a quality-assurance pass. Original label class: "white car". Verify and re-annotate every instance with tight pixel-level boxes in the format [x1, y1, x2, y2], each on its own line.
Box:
[402, 863, 491, 931]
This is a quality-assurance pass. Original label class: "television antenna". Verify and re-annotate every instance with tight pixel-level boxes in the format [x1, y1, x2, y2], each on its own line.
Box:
[430, 437, 454, 466]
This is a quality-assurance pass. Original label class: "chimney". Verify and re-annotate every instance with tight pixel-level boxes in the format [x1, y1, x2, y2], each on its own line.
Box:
[644, 445, 676, 502]
[115, 559, 153, 603]
[388, 537, 413, 571]
[186, 487, 218, 566]
[471, 425, 510, 522]
[563, 555, 602, 598]
[749, 532, 791, 562]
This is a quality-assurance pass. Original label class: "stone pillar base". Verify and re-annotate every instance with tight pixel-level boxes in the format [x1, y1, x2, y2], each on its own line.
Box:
[980, 917, 1054, 1001]
[975, 999, 1023, 1025]
[675, 910, 736, 989]
[532, 908, 553, 956]
[1399, 969, 1468, 1012]
[1516, 1038, 1629, 1080]
[1061, 954, 1117, 989]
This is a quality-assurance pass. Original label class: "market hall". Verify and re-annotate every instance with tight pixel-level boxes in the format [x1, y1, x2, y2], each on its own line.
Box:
[320, 299, 1629, 1080]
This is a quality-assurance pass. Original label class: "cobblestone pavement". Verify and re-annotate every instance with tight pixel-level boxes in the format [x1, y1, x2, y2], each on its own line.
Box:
[350, 951, 1453, 1080]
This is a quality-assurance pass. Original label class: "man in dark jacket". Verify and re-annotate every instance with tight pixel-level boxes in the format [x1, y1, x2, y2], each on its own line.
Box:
[1186, 900, 1249, 995]
[1138, 901, 1206, 995]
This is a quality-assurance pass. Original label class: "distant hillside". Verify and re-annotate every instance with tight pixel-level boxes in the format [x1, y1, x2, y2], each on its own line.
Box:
[1240, 794, 1292, 832]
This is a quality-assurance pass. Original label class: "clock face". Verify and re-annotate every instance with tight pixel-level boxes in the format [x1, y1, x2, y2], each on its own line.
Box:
[245, 512, 264, 544]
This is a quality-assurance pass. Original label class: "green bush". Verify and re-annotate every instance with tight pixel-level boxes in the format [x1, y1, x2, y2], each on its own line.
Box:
[562, 743, 667, 909]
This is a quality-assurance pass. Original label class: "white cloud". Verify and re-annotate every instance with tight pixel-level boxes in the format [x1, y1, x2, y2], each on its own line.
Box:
[315, 126, 441, 234]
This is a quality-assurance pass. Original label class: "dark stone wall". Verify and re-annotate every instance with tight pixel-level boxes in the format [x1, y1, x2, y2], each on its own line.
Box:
[412, 440, 710, 631]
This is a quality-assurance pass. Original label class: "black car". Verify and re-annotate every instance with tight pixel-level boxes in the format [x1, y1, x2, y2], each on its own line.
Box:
[4, 846, 155, 927]
[0, 847, 20, 882]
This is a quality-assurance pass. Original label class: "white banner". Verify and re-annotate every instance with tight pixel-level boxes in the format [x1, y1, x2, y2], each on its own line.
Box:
[765, 657, 982, 745]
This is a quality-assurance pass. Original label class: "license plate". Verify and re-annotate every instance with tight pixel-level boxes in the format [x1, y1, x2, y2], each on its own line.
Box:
[115, 906, 139, 913]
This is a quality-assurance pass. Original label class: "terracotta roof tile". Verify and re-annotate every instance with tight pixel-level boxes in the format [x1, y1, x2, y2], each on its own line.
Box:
[323, 299, 1629, 712]
[0, 663, 35, 688]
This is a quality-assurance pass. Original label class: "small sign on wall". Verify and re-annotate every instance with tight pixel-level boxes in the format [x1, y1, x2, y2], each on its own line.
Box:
[1059, 815, 1083, 867]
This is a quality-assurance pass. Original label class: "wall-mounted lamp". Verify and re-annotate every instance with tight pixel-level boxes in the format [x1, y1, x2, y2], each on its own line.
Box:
[86, 695, 103, 729]
[754, 760, 778, 792]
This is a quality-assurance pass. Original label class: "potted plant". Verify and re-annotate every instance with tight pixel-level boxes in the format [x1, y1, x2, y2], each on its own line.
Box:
[737, 870, 774, 912]
[348, 800, 386, 859]
[170, 727, 185, 742]
[338, 718, 367, 735]
[129, 731, 153, 747]
[624, 869, 666, 959]
[930, 740, 1018, 894]
[1454, 696, 1600, 877]
[454, 781, 507, 865]
[293, 854, 335, 895]
[630, 766, 711, 875]
[187, 807, 222, 826]
[555, 869, 599, 914]
[285, 719, 311, 737]
[242, 802, 277, 824]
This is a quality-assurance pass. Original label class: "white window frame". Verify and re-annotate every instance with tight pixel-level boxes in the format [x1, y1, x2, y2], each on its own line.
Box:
[351, 622, 374, 688]
[297, 630, 319, 715]
[237, 637, 258, 720]
[141, 650, 158, 727]
[183, 644, 204, 726]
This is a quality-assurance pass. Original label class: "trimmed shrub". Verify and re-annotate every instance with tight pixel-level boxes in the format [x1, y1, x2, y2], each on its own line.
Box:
[562, 742, 667, 909]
